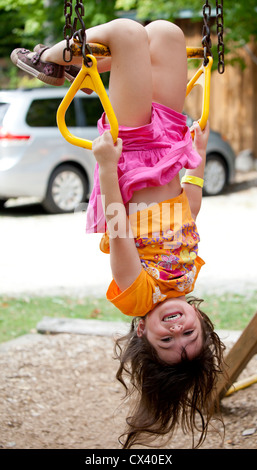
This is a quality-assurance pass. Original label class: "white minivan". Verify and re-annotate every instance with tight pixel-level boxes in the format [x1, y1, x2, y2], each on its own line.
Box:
[0, 87, 236, 213]
[0, 87, 101, 213]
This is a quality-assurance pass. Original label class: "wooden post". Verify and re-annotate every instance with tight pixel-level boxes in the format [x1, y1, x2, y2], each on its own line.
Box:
[216, 312, 257, 400]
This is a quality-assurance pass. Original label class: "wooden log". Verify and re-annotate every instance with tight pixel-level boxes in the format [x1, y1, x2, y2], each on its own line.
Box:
[216, 312, 257, 400]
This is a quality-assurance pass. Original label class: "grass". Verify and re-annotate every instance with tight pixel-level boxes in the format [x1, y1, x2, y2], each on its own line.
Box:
[0, 291, 257, 344]
[0, 296, 125, 344]
[202, 291, 257, 330]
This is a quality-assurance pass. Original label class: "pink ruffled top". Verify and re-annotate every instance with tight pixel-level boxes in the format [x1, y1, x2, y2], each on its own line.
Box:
[86, 102, 201, 233]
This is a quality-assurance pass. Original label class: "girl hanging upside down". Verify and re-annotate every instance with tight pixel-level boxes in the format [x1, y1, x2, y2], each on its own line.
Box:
[11, 18, 225, 449]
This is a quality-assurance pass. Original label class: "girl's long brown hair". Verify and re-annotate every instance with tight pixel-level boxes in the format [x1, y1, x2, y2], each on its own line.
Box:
[114, 297, 226, 449]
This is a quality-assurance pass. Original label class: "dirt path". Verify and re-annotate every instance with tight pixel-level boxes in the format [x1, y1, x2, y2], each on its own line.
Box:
[0, 330, 256, 450]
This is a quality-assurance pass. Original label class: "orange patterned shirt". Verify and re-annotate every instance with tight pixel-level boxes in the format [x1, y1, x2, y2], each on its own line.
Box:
[100, 189, 205, 317]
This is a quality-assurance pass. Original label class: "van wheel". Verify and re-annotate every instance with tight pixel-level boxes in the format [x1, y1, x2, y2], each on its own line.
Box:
[203, 154, 227, 196]
[42, 164, 88, 214]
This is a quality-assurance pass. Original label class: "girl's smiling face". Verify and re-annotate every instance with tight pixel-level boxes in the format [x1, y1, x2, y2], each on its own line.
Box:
[137, 296, 203, 364]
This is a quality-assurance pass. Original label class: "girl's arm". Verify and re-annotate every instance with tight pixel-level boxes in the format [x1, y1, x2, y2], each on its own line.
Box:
[93, 132, 142, 291]
[182, 121, 210, 220]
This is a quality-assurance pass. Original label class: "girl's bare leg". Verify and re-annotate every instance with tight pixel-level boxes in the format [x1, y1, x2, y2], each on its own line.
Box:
[42, 19, 187, 119]
[43, 43, 111, 73]
[43, 19, 152, 127]
[145, 20, 188, 113]
[127, 21, 187, 206]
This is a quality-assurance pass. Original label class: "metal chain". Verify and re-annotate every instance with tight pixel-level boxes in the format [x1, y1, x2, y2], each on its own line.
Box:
[73, 0, 92, 65]
[63, 1, 73, 62]
[202, 0, 213, 65]
[202, 1, 225, 73]
[216, 0, 225, 73]
[63, 1, 91, 64]
[63, 1, 225, 71]
[73, 1, 86, 41]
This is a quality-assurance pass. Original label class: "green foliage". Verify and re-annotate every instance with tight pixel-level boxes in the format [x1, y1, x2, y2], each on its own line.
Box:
[1, 0, 256, 58]
[0, 0, 46, 54]
[116, 0, 257, 39]
[84, 0, 117, 27]
[116, 0, 257, 68]
[0, 0, 117, 57]
[1, 0, 257, 87]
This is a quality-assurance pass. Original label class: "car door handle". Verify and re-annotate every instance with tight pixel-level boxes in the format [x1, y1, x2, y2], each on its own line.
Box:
[57, 55, 119, 150]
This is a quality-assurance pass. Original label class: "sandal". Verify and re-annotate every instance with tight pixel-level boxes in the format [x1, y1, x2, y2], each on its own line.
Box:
[64, 65, 93, 95]
[10, 47, 65, 86]
[33, 45, 93, 94]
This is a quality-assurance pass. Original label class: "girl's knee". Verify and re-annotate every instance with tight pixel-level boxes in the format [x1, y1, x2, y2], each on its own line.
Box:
[109, 18, 148, 47]
[146, 20, 185, 44]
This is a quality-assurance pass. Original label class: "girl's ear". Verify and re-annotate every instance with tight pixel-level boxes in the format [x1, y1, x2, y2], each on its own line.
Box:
[137, 319, 145, 337]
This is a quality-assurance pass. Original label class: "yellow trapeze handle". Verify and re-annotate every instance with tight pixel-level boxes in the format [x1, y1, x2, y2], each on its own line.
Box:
[57, 55, 118, 150]
[71, 42, 208, 60]
[186, 56, 213, 137]
[225, 374, 257, 397]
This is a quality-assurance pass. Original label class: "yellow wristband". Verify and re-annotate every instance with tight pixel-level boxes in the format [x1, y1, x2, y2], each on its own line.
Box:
[181, 175, 204, 188]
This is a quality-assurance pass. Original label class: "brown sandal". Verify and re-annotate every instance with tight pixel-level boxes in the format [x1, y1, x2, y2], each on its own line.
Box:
[10, 47, 65, 86]
[33, 45, 93, 94]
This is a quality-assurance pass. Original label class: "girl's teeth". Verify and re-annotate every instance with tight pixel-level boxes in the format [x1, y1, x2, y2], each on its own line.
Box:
[164, 313, 181, 321]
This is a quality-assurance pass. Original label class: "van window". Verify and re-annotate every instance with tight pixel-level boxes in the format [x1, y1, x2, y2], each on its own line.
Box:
[0, 103, 10, 125]
[26, 98, 76, 127]
[79, 97, 103, 126]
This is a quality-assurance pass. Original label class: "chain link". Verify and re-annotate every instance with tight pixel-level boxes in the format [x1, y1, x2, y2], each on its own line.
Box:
[63, 0, 90, 64]
[73, 0, 92, 65]
[63, 1, 73, 62]
[73, 1, 86, 40]
[202, 1, 213, 65]
[216, 0, 225, 73]
[202, 1, 225, 73]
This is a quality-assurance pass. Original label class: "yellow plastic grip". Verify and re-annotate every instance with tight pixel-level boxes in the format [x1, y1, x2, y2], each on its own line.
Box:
[186, 56, 213, 137]
[57, 55, 118, 150]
